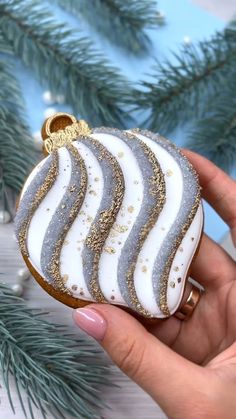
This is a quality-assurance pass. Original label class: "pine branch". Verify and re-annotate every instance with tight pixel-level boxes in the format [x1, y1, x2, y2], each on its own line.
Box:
[0, 58, 37, 210]
[137, 29, 236, 133]
[0, 283, 111, 419]
[0, 0, 134, 127]
[54, 0, 164, 54]
[187, 91, 236, 172]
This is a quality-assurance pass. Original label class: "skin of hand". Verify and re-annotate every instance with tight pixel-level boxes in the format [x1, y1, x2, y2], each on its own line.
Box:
[73, 151, 236, 419]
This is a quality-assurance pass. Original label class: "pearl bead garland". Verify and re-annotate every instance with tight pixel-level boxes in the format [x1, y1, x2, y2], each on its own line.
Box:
[0, 210, 11, 224]
[11, 266, 31, 297]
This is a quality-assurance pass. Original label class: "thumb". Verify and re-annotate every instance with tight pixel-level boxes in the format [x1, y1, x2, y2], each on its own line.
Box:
[73, 304, 211, 417]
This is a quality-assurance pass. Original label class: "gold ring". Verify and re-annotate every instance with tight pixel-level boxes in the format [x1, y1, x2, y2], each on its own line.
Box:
[175, 285, 201, 321]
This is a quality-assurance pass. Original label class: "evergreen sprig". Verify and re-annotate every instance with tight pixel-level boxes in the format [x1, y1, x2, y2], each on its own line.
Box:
[137, 29, 236, 134]
[0, 283, 110, 419]
[188, 89, 236, 171]
[0, 0, 134, 127]
[55, 0, 164, 54]
[0, 57, 37, 209]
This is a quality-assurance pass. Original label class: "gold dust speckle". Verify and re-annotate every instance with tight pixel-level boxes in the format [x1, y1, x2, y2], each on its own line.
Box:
[177, 277, 182, 283]
[71, 284, 78, 291]
[127, 220, 131, 224]
[142, 265, 147, 273]
[145, 258, 149, 262]
[89, 190, 97, 196]
[94, 177, 99, 182]
[64, 240, 69, 246]
[113, 224, 128, 233]
[174, 266, 179, 272]
[128, 205, 134, 213]
[62, 274, 69, 283]
[133, 180, 139, 185]
[191, 237, 195, 241]
[179, 247, 183, 252]
[87, 215, 93, 222]
[111, 239, 115, 244]
[170, 281, 175, 288]
[77, 247, 81, 251]
[46, 208, 50, 211]
[111, 295, 115, 300]
[104, 246, 116, 254]
[118, 151, 124, 158]
[79, 291, 84, 296]
[166, 169, 173, 177]
[118, 241, 122, 245]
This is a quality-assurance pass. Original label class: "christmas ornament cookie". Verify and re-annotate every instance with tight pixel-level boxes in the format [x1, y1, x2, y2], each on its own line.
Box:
[15, 113, 203, 318]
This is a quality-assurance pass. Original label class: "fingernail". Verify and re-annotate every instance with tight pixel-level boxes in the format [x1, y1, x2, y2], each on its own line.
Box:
[73, 307, 107, 341]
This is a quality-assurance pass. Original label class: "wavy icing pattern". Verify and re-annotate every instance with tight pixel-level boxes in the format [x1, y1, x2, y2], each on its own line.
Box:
[15, 129, 202, 318]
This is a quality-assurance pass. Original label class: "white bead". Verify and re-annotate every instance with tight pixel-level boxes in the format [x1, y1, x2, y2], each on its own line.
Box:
[17, 267, 31, 282]
[11, 283, 24, 297]
[56, 94, 65, 104]
[0, 210, 11, 224]
[44, 107, 57, 119]
[33, 130, 43, 151]
[183, 36, 191, 46]
[42, 90, 55, 105]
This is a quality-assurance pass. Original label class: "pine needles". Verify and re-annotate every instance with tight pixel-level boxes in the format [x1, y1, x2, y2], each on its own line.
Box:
[0, 58, 37, 209]
[0, 283, 110, 419]
[55, 0, 164, 54]
[0, 0, 134, 127]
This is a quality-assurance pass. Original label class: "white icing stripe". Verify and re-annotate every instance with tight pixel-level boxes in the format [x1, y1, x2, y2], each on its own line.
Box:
[21, 156, 50, 199]
[130, 131, 183, 315]
[167, 204, 203, 316]
[27, 148, 71, 275]
[60, 142, 104, 300]
[90, 132, 143, 304]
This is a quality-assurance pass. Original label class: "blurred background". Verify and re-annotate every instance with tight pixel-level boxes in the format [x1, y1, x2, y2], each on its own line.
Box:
[0, 0, 236, 418]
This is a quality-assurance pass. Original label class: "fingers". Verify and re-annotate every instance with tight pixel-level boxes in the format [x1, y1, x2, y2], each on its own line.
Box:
[183, 149, 236, 245]
[190, 234, 236, 290]
[73, 304, 210, 418]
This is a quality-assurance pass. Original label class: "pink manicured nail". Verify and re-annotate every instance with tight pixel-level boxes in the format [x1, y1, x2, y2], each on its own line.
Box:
[73, 308, 107, 341]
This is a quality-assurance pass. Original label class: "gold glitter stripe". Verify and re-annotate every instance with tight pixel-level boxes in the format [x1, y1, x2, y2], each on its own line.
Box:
[125, 132, 166, 318]
[18, 153, 58, 257]
[47, 145, 87, 292]
[159, 193, 201, 317]
[83, 137, 125, 302]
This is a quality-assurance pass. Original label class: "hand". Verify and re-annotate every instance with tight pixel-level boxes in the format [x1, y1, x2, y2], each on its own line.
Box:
[73, 151, 236, 419]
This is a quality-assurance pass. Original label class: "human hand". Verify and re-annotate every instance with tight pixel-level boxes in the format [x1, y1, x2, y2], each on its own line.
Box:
[73, 151, 236, 419]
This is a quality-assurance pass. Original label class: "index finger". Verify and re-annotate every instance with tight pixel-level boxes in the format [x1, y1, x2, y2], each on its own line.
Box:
[183, 149, 236, 245]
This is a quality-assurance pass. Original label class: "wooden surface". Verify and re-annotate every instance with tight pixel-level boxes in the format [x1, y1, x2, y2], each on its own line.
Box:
[0, 222, 165, 419]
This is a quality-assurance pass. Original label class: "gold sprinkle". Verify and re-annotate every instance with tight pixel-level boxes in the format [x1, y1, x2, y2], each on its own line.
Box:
[177, 277, 182, 283]
[170, 281, 175, 288]
[111, 295, 115, 300]
[128, 205, 134, 213]
[113, 224, 128, 233]
[118, 151, 124, 158]
[179, 247, 183, 252]
[71, 284, 78, 291]
[174, 266, 179, 272]
[111, 239, 115, 244]
[94, 177, 99, 182]
[166, 169, 173, 177]
[133, 180, 139, 185]
[46, 208, 50, 211]
[89, 190, 97, 196]
[104, 246, 116, 254]
[79, 291, 84, 296]
[62, 274, 69, 283]
[142, 265, 147, 273]
[118, 241, 122, 245]
[64, 240, 69, 246]
[191, 237, 195, 241]
[87, 215, 93, 222]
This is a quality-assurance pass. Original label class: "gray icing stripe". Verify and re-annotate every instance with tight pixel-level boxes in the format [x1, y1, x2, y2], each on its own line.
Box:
[133, 129, 201, 316]
[15, 154, 58, 256]
[77, 136, 124, 303]
[93, 128, 165, 317]
[41, 146, 87, 292]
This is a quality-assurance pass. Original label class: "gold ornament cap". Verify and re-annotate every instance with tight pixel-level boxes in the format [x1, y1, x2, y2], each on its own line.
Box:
[41, 112, 91, 155]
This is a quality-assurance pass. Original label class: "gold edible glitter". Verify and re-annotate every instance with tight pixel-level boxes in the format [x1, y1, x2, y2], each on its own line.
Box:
[170, 281, 175, 288]
[118, 151, 124, 158]
[62, 274, 69, 283]
[94, 177, 99, 182]
[104, 246, 116, 254]
[128, 205, 134, 213]
[174, 266, 179, 272]
[71, 284, 78, 291]
[166, 169, 173, 177]
[142, 265, 147, 273]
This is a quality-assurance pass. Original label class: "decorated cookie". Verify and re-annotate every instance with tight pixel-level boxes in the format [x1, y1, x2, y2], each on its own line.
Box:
[15, 113, 203, 318]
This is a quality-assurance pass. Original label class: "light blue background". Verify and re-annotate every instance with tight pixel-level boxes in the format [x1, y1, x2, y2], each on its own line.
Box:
[16, 0, 234, 243]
